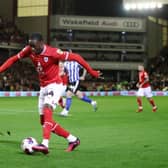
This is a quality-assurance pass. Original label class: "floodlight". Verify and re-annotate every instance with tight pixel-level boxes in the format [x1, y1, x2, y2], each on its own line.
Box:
[157, 3, 163, 8]
[150, 2, 157, 9]
[143, 3, 150, 10]
[124, 4, 131, 10]
[137, 3, 143, 10]
[123, 0, 165, 11]
[131, 3, 137, 10]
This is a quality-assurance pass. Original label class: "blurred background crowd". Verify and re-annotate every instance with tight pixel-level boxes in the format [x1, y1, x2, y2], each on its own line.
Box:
[0, 13, 167, 92]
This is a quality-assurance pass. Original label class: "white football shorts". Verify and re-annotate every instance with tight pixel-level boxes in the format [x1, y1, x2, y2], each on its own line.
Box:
[136, 86, 153, 98]
[38, 83, 65, 115]
[60, 85, 67, 97]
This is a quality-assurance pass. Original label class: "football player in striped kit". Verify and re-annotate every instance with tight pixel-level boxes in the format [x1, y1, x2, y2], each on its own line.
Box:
[60, 59, 97, 117]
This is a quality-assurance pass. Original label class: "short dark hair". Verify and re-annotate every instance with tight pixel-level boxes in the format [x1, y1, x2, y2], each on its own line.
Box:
[29, 32, 43, 41]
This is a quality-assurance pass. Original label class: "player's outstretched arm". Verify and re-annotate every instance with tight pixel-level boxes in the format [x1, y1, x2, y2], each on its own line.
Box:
[0, 55, 19, 73]
[0, 46, 30, 73]
[68, 53, 102, 78]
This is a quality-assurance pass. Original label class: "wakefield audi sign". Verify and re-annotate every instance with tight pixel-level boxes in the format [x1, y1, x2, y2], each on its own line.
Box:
[51, 15, 146, 32]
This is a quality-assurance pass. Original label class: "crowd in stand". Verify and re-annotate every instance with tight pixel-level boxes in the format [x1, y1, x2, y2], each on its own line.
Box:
[0, 15, 167, 92]
[0, 16, 28, 45]
[80, 51, 168, 91]
[0, 47, 167, 91]
[52, 30, 142, 44]
[0, 58, 167, 91]
[0, 16, 35, 91]
[80, 80, 137, 91]
[148, 47, 168, 91]
[0, 60, 39, 91]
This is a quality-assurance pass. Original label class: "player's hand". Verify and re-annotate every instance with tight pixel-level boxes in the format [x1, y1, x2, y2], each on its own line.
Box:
[139, 84, 143, 88]
[79, 76, 85, 81]
[92, 70, 104, 79]
[98, 71, 104, 79]
[136, 83, 140, 88]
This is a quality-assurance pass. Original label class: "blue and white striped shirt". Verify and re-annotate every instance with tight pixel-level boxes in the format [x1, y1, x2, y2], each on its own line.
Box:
[64, 61, 82, 83]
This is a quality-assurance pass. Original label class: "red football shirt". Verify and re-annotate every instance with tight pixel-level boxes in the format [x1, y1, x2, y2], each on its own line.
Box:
[17, 45, 69, 87]
[0, 45, 99, 86]
[61, 73, 68, 86]
[138, 70, 150, 88]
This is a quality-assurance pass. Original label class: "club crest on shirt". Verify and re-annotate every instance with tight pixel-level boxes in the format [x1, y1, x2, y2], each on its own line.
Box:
[44, 57, 48, 62]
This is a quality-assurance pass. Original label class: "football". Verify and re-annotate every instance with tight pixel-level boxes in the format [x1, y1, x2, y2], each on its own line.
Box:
[21, 137, 38, 154]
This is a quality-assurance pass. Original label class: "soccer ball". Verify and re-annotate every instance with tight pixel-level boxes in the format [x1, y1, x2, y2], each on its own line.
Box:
[21, 137, 38, 154]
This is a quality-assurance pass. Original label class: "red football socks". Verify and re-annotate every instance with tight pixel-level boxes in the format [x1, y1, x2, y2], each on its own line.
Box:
[42, 107, 70, 139]
[43, 107, 53, 139]
[137, 97, 142, 107]
[149, 99, 155, 107]
[52, 123, 70, 138]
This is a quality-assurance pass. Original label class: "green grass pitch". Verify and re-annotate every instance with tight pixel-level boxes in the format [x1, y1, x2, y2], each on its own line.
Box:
[0, 96, 168, 168]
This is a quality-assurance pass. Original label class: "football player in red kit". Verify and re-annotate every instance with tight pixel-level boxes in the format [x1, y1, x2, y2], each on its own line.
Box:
[0, 33, 101, 154]
[136, 65, 157, 112]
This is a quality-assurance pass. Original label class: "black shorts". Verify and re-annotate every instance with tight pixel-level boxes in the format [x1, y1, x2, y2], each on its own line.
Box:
[67, 81, 80, 94]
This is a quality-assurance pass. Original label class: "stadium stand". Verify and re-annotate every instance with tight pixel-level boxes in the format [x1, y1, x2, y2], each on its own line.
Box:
[0, 14, 167, 91]
[0, 16, 39, 91]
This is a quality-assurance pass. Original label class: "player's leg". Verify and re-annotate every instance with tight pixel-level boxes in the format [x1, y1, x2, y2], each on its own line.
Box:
[33, 84, 55, 153]
[63, 81, 79, 115]
[50, 84, 80, 151]
[136, 96, 143, 112]
[51, 121, 80, 152]
[33, 85, 53, 154]
[38, 87, 45, 125]
[57, 85, 67, 108]
[136, 88, 144, 112]
[76, 90, 97, 111]
[147, 97, 157, 112]
[145, 87, 157, 112]
[58, 97, 66, 108]
[41, 104, 80, 152]
[60, 90, 73, 116]
[33, 83, 80, 153]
